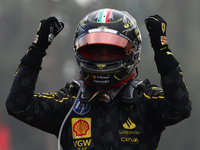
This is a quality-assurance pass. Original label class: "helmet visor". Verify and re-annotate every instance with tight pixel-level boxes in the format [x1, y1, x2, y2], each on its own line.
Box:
[75, 32, 129, 50]
[79, 44, 127, 60]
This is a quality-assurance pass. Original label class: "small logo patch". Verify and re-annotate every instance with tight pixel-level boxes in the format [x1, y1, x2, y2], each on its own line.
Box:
[123, 118, 136, 129]
[72, 118, 91, 139]
[73, 99, 91, 115]
[161, 36, 167, 45]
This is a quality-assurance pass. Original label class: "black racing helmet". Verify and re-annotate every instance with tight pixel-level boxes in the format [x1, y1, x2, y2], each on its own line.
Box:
[74, 8, 142, 88]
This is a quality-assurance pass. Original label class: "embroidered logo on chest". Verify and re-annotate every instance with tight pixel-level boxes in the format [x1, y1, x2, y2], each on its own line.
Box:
[73, 99, 91, 115]
[71, 118, 92, 149]
[71, 118, 91, 139]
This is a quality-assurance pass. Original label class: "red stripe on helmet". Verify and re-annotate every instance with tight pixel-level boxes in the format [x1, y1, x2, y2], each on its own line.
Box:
[105, 9, 113, 23]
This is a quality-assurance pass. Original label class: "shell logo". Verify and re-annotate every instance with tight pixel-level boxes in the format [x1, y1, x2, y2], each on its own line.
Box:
[73, 120, 89, 136]
[161, 36, 167, 45]
[72, 118, 91, 139]
[91, 75, 96, 79]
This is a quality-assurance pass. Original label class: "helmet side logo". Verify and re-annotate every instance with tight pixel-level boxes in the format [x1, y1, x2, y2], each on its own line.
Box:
[123, 15, 130, 28]
[124, 22, 129, 28]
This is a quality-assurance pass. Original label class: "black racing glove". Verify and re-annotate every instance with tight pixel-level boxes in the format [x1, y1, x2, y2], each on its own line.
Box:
[145, 15, 179, 74]
[145, 15, 168, 51]
[21, 17, 64, 70]
[32, 16, 64, 51]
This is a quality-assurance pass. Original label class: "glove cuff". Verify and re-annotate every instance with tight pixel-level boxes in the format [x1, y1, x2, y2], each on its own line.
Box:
[21, 46, 46, 70]
[32, 39, 49, 51]
[154, 47, 179, 74]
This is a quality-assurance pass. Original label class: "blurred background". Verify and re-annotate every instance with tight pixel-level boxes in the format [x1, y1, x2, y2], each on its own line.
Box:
[0, 0, 199, 149]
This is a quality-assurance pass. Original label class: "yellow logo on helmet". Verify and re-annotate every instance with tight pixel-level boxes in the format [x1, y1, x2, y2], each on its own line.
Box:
[97, 64, 105, 69]
[124, 22, 129, 28]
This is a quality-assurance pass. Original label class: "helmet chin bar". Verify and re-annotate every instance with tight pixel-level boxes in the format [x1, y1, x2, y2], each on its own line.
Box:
[82, 72, 137, 88]
[77, 56, 139, 87]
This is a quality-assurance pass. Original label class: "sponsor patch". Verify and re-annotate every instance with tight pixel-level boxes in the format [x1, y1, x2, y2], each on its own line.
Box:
[72, 118, 91, 139]
[73, 99, 91, 115]
[161, 36, 167, 45]
[123, 118, 136, 129]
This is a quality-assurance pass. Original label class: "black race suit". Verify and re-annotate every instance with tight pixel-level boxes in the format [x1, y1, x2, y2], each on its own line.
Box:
[6, 51, 191, 150]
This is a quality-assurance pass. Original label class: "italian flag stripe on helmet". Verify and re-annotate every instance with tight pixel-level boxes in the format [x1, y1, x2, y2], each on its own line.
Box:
[97, 9, 113, 23]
